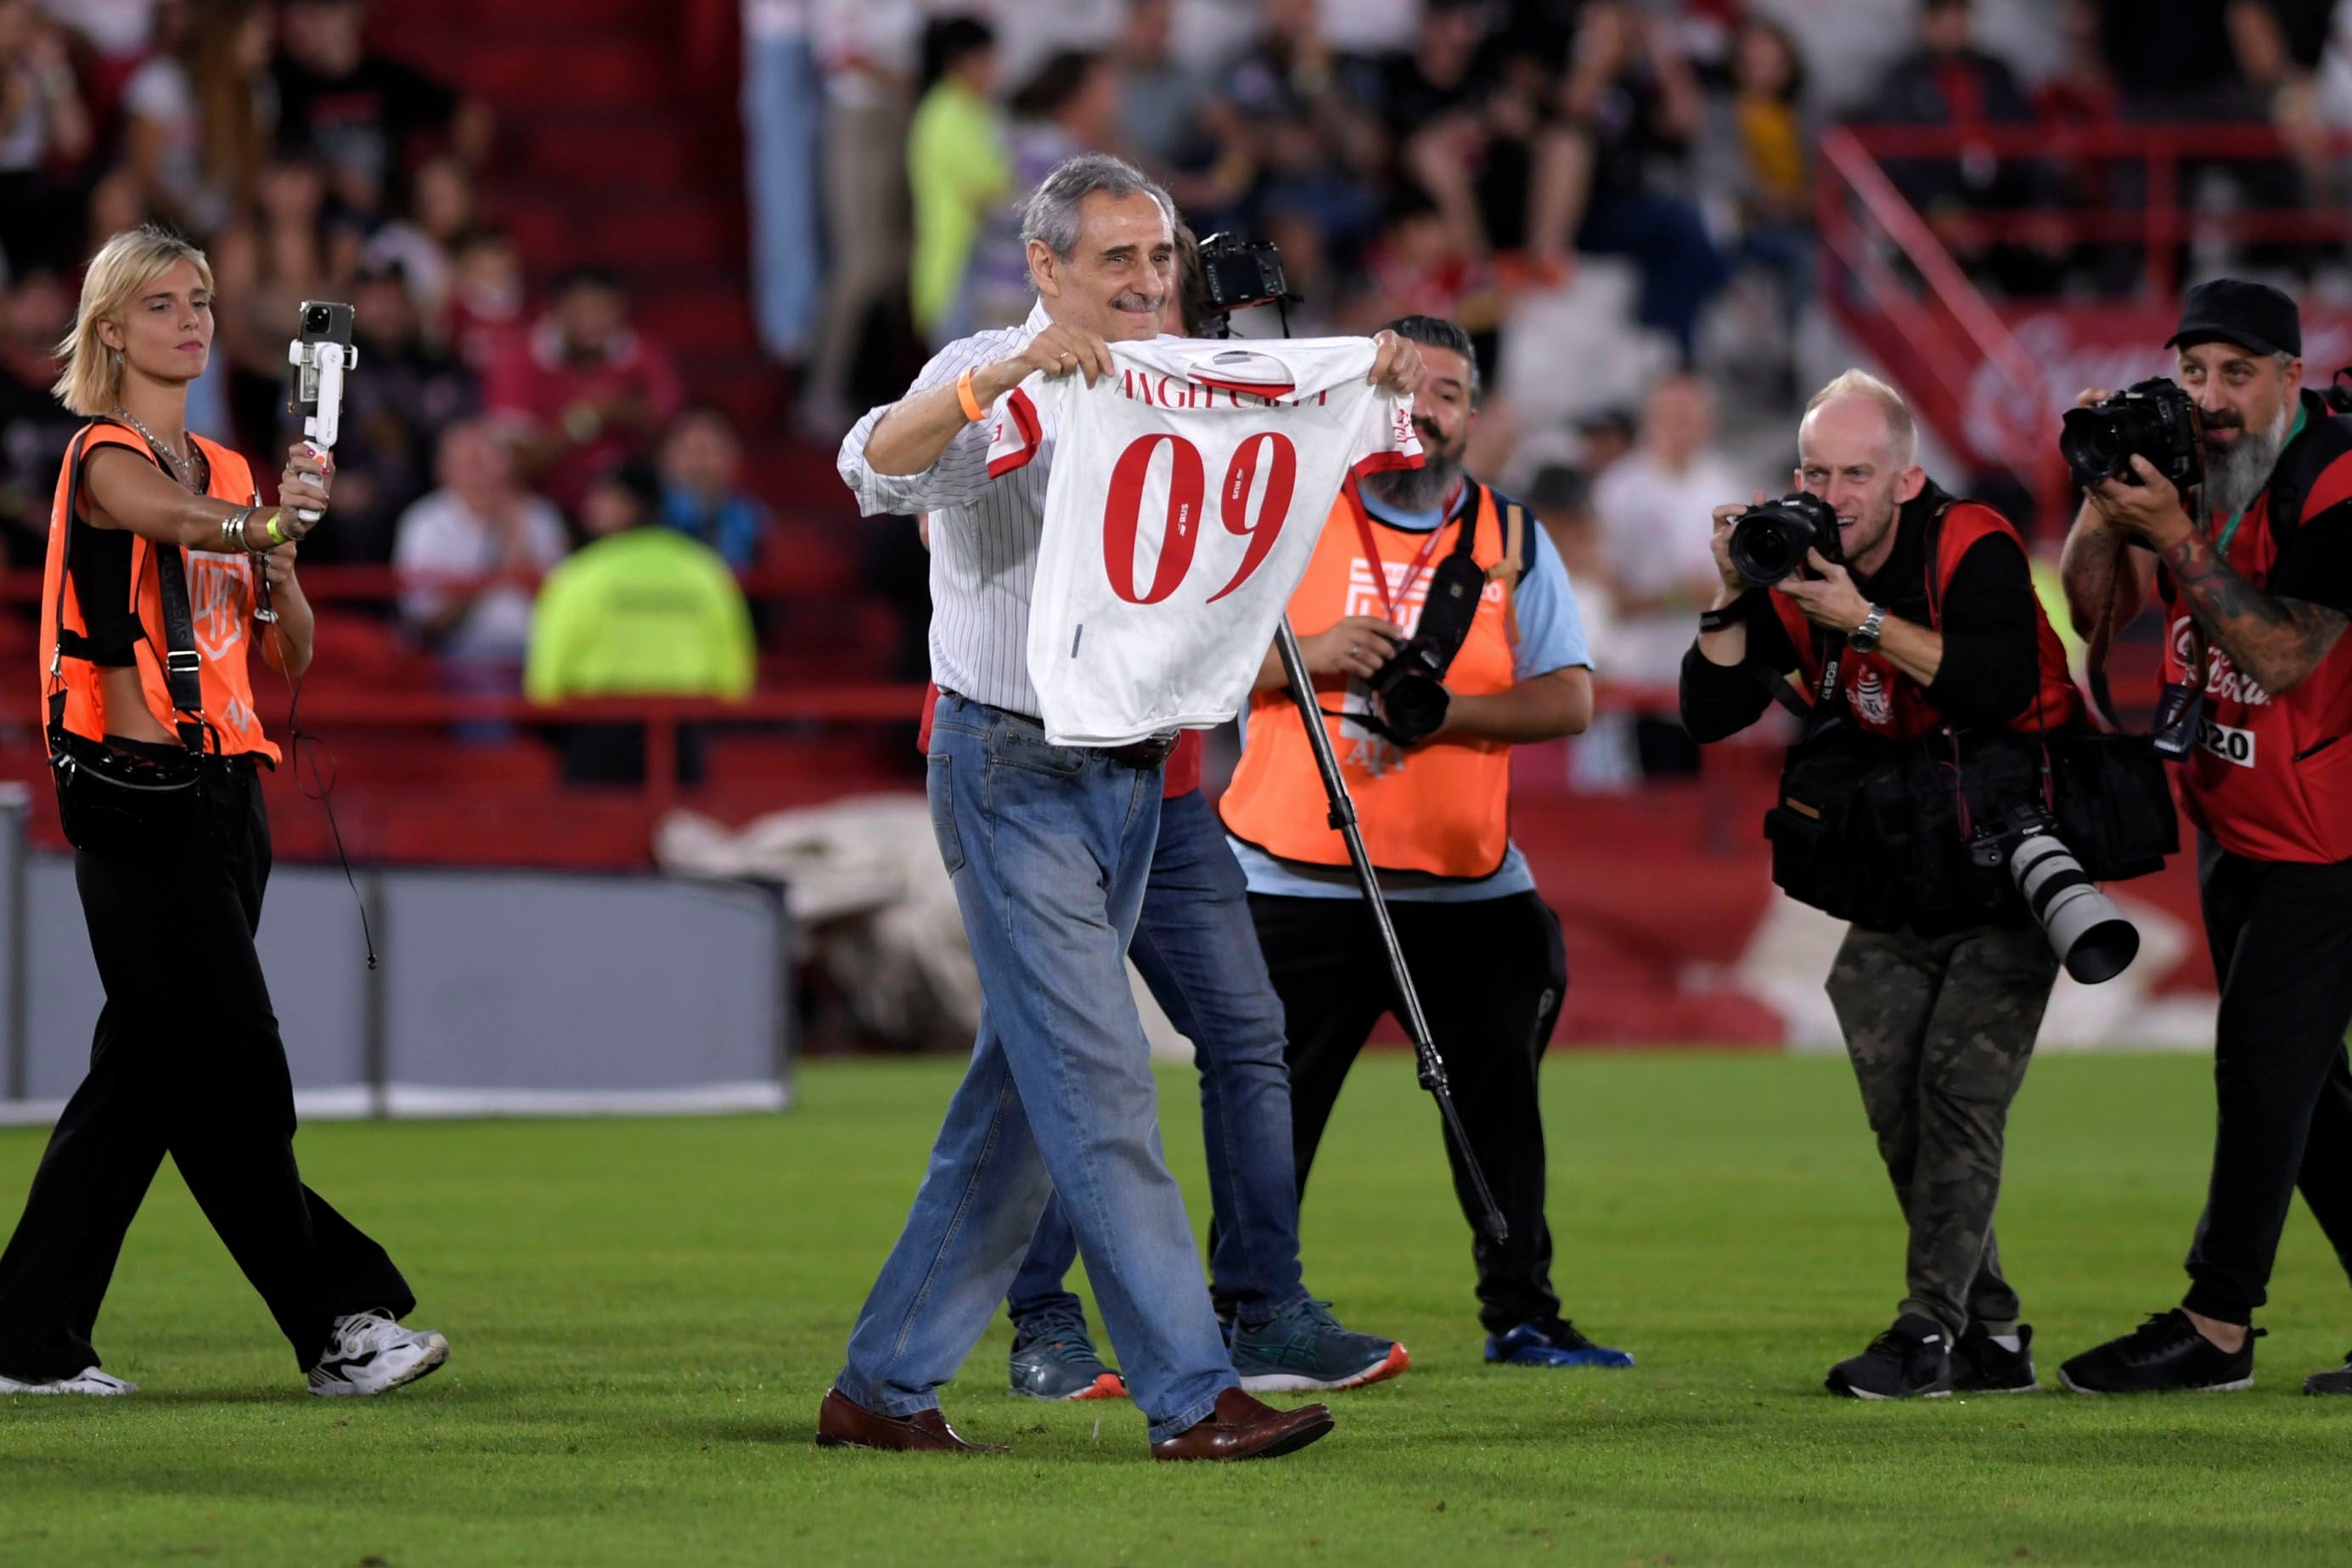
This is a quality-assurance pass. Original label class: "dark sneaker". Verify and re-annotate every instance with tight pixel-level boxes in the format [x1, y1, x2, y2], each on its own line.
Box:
[1484, 1318, 1636, 1369]
[1951, 1324, 2039, 1394]
[1826, 1313, 1953, 1400]
[2058, 1311, 2259, 1395]
[1229, 1298, 1409, 1393]
[1007, 1307, 1125, 1402]
[2302, 1352, 2352, 1395]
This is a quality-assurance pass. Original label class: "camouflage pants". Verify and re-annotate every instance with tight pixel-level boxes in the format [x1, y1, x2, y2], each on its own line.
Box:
[1825, 917, 2060, 1340]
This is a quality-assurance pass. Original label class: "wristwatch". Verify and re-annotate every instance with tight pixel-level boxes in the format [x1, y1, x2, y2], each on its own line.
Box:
[1848, 604, 1888, 653]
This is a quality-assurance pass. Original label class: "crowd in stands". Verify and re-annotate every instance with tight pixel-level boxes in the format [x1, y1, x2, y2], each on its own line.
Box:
[9, 0, 2352, 793]
[0, 0, 768, 775]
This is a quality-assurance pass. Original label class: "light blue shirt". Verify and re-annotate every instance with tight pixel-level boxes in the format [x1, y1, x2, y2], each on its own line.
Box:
[1229, 481, 1591, 902]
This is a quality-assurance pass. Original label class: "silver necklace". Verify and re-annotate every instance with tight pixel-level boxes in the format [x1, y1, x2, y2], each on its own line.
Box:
[110, 404, 197, 492]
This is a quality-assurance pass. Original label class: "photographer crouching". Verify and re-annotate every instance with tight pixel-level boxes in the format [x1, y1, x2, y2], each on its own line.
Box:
[1681, 370, 2095, 1400]
[2057, 280, 2352, 1397]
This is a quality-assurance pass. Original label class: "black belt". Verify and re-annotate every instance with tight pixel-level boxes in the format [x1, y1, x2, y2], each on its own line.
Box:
[941, 691, 1179, 770]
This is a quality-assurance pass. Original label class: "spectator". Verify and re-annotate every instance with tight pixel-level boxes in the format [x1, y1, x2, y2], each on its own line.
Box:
[1554, 0, 1725, 362]
[484, 266, 684, 513]
[904, 14, 1006, 346]
[2033, 0, 2139, 293]
[116, 0, 273, 239]
[1859, 0, 2064, 296]
[393, 419, 568, 675]
[1590, 374, 1740, 778]
[1697, 14, 1814, 340]
[208, 150, 358, 448]
[1377, 0, 1583, 269]
[965, 50, 1120, 333]
[1114, 0, 1206, 177]
[525, 459, 756, 787]
[444, 222, 525, 371]
[361, 154, 475, 329]
[318, 258, 476, 564]
[657, 406, 772, 573]
[273, 0, 489, 211]
[800, 0, 921, 433]
[743, 0, 823, 363]
[1525, 459, 1614, 652]
[1576, 404, 1636, 479]
[0, 266, 74, 571]
[0, 0, 96, 275]
[1218, 0, 1382, 290]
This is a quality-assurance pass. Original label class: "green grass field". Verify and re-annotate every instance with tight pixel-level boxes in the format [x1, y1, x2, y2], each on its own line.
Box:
[3, 1052, 2349, 1565]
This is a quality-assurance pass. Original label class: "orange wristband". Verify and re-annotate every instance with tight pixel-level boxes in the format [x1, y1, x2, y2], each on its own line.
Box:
[955, 368, 987, 424]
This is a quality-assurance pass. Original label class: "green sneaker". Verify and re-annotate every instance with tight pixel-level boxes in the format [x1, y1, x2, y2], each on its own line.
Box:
[1008, 1307, 1126, 1402]
[1229, 1298, 1409, 1394]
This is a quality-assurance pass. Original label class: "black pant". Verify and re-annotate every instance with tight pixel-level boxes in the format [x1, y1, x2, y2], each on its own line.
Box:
[0, 755, 412, 1380]
[2181, 840, 2352, 1324]
[1247, 890, 1567, 1334]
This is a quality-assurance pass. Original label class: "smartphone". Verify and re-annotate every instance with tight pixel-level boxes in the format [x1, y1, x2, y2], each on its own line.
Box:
[287, 300, 356, 419]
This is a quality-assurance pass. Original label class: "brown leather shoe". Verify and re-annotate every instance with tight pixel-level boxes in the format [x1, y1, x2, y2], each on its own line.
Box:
[814, 1387, 1007, 1453]
[1150, 1386, 1335, 1462]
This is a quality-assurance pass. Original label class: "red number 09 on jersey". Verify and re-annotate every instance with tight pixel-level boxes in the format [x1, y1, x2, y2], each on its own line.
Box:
[1100, 431, 1297, 606]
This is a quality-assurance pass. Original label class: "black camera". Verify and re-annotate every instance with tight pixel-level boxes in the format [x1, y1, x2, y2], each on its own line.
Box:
[1196, 233, 1291, 318]
[2059, 377, 2203, 492]
[1729, 491, 1843, 587]
[1367, 552, 1488, 745]
[1968, 805, 2139, 983]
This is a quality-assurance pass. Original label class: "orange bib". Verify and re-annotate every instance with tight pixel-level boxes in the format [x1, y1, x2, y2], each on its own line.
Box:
[39, 423, 281, 762]
[1222, 483, 1522, 879]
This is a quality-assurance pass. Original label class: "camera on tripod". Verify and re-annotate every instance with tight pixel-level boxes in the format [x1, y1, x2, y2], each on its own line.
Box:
[1968, 804, 2140, 983]
[2059, 378, 2203, 492]
[1728, 491, 1844, 587]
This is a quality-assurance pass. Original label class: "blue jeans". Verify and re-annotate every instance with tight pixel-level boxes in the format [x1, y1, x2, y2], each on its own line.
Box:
[1007, 789, 1312, 1335]
[834, 696, 1237, 1441]
[742, 30, 823, 359]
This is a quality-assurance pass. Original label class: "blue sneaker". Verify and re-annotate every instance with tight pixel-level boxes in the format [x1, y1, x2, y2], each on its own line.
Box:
[1008, 1307, 1127, 1402]
[1229, 1298, 1410, 1393]
[1485, 1318, 1635, 1368]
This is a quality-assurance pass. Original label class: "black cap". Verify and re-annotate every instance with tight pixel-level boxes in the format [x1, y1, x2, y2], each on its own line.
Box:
[2168, 278, 2302, 358]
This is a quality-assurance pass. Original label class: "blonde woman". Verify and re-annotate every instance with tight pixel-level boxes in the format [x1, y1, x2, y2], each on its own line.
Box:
[0, 226, 447, 1398]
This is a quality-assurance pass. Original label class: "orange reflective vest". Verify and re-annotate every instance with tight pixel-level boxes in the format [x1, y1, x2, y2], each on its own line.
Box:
[39, 422, 280, 762]
[1221, 481, 1525, 879]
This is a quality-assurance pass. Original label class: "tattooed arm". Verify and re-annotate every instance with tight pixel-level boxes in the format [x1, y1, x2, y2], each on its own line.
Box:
[2154, 526, 2349, 694]
[2088, 452, 2350, 695]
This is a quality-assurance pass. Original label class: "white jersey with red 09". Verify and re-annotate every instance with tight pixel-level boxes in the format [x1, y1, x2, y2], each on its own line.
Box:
[986, 335, 1422, 746]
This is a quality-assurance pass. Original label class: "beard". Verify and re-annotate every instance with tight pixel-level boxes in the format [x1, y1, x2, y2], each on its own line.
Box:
[1364, 436, 1464, 512]
[2200, 402, 2293, 521]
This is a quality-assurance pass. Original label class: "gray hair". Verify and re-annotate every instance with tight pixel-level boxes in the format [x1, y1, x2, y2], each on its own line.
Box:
[1019, 153, 1176, 289]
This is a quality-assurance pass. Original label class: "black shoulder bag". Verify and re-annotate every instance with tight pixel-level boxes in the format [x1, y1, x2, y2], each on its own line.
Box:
[45, 426, 211, 858]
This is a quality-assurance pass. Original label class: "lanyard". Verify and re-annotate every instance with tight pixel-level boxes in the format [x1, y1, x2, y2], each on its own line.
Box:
[1342, 475, 1456, 625]
[2214, 403, 2305, 556]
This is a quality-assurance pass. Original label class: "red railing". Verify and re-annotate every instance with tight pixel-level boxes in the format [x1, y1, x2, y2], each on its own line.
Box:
[1818, 120, 2352, 531]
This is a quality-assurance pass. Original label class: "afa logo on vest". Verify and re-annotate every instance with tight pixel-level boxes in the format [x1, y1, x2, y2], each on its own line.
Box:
[1342, 557, 1504, 634]
[2173, 615, 2274, 708]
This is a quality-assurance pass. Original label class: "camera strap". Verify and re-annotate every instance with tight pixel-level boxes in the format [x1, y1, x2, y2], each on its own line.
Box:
[1341, 473, 1476, 622]
[47, 424, 210, 756]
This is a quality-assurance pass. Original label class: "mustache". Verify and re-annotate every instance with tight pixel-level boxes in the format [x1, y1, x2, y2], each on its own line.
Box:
[1111, 291, 1162, 312]
[2203, 411, 2244, 430]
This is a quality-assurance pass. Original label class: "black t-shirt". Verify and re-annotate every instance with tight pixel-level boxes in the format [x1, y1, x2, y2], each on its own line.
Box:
[273, 53, 458, 188]
[63, 438, 186, 667]
[1680, 492, 2043, 743]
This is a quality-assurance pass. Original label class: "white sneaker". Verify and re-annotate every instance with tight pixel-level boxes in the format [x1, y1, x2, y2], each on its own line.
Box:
[0, 1365, 136, 1396]
[307, 1310, 449, 1397]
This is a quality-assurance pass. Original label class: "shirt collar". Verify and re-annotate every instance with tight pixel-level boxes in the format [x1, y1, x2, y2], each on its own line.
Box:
[1023, 299, 1051, 334]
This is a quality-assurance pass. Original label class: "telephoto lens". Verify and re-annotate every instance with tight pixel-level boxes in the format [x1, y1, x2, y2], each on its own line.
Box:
[2007, 825, 2139, 983]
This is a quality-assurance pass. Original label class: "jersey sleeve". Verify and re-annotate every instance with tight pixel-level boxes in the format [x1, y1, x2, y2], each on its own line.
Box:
[1351, 386, 1423, 479]
[983, 375, 1054, 478]
[1508, 522, 1593, 679]
[2272, 496, 2352, 615]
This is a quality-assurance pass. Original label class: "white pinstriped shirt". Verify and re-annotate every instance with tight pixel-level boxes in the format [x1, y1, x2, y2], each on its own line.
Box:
[838, 301, 1097, 718]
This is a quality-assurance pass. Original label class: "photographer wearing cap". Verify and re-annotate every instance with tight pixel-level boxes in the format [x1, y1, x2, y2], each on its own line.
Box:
[2057, 278, 2352, 1397]
[1680, 369, 2089, 1400]
[1221, 315, 1637, 1374]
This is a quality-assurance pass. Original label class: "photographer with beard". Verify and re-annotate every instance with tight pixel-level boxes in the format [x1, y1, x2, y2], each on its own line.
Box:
[1680, 370, 2086, 1400]
[1220, 316, 1637, 1374]
[2057, 279, 2352, 1397]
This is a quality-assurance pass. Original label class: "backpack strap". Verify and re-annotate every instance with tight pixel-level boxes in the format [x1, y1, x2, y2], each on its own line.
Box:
[48, 423, 208, 754]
